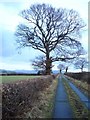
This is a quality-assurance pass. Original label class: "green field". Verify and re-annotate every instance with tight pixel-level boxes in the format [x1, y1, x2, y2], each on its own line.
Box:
[0, 75, 39, 83]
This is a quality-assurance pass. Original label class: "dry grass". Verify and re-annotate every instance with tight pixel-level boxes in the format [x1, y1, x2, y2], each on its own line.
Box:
[2, 75, 58, 119]
[24, 78, 58, 118]
[62, 78, 88, 118]
[65, 75, 90, 98]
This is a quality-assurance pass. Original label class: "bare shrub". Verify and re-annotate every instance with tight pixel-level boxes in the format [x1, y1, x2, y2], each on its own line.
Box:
[2, 75, 55, 119]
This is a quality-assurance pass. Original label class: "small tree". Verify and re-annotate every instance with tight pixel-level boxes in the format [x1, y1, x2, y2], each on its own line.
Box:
[57, 64, 65, 73]
[74, 58, 88, 72]
[58, 59, 74, 73]
[65, 66, 68, 73]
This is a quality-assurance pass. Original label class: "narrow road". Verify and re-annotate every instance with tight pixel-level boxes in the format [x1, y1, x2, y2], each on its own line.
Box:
[63, 75, 90, 110]
[53, 75, 73, 118]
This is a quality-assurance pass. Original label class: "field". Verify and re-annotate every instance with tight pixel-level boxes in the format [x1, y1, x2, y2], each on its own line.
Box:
[0, 75, 40, 83]
[2, 75, 57, 119]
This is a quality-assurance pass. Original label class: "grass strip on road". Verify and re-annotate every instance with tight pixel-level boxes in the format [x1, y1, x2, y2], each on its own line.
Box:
[62, 78, 89, 118]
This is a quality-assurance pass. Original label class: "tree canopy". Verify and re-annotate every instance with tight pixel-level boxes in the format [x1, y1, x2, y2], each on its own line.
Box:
[15, 3, 86, 74]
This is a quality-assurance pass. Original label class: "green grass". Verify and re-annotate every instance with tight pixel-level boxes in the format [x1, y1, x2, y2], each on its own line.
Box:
[0, 75, 39, 83]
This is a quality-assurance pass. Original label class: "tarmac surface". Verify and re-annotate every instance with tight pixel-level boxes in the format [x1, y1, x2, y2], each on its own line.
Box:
[53, 75, 73, 118]
[63, 75, 90, 110]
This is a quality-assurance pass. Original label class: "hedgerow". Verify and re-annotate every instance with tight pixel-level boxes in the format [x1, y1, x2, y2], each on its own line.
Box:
[2, 75, 56, 119]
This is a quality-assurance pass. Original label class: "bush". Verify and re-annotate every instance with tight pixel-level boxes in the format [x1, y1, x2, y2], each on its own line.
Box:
[2, 75, 55, 119]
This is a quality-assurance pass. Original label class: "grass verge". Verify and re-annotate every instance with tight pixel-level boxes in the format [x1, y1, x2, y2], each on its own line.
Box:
[24, 77, 58, 118]
[62, 78, 89, 118]
[65, 75, 90, 98]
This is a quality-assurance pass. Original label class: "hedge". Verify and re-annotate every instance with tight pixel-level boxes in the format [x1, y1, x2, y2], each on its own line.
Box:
[2, 75, 56, 119]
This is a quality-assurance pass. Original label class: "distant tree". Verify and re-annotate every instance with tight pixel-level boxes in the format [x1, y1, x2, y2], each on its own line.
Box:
[57, 48, 86, 73]
[65, 66, 68, 73]
[57, 64, 65, 73]
[74, 58, 88, 72]
[57, 60, 73, 73]
[15, 3, 86, 74]
[63, 59, 75, 73]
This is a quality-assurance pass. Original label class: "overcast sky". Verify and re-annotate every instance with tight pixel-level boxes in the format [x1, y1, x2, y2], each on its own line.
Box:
[0, 0, 89, 71]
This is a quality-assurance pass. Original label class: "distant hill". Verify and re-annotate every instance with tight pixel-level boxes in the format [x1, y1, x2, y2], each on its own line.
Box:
[0, 69, 59, 75]
[0, 69, 16, 74]
[0, 69, 37, 74]
[15, 70, 37, 74]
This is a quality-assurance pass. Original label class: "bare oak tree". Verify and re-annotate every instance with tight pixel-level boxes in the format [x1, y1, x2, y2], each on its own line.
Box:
[15, 4, 85, 74]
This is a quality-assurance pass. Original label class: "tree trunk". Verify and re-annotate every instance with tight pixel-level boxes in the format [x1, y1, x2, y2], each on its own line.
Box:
[45, 58, 52, 75]
[66, 67, 68, 73]
[60, 69, 61, 73]
[81, 65, 83, 72]
[45, 51, 52, 75]
[45, 44, 52, 75]
[81, 68, 83, 72]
